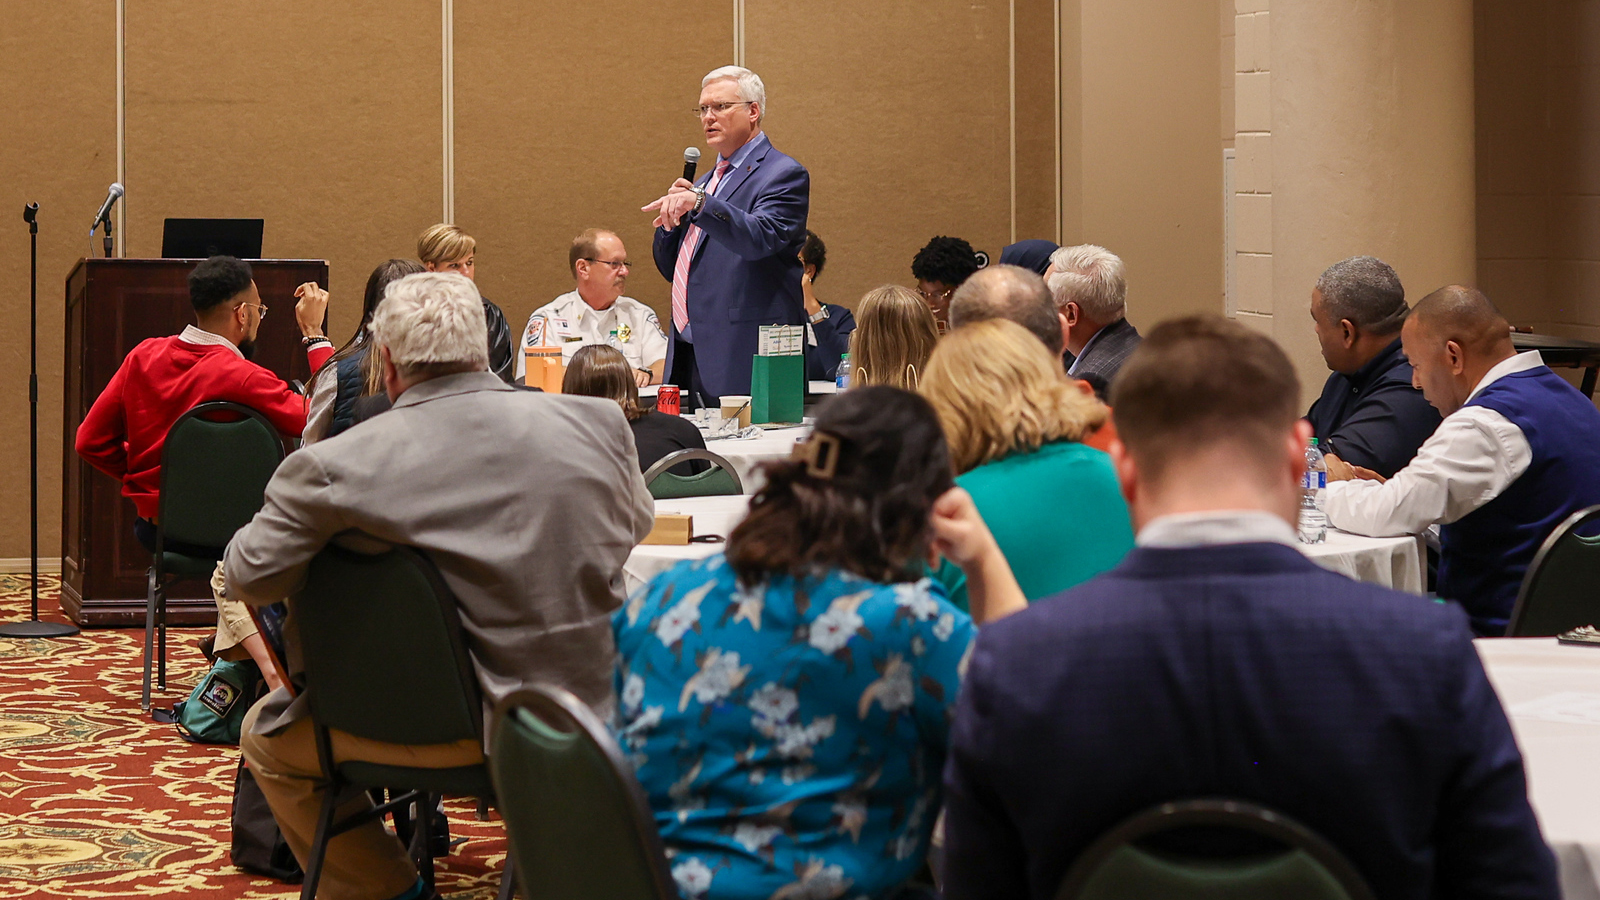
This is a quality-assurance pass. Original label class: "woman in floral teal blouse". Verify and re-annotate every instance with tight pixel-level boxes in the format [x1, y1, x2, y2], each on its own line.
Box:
[614, 387, 1025, 900]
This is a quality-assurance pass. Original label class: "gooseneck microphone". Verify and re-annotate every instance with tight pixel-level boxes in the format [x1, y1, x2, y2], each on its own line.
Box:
[89, 183, 124, 235]
[683, 147, 701, 183]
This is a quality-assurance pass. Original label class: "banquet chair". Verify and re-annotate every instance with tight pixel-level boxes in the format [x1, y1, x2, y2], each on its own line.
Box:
[291, 539, 512, 900]
[1055, 799, 1375, 900]
[1506, 504, 1600, 637]
[489, 685, 678, 900]
[643, 449, 743, 499]
[143, 401, 285, 710]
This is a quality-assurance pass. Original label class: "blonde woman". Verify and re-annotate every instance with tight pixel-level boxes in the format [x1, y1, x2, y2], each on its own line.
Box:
[921, 318, 1134, 607]
[847, 285, 940, 390]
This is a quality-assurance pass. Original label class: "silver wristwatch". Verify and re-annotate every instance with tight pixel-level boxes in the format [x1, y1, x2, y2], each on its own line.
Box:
[691, 187, 707, 216]
[808, 306, 830, 325]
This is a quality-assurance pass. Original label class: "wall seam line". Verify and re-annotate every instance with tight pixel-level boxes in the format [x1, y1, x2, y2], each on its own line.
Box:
[1009, 0, 1017, 245]
[442, 0, 455, 223]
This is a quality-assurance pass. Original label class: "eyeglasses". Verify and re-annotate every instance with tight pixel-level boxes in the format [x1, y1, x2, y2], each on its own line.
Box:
[691, 101, 753, 119]
[582, 258, 632, 270]
[916, 287, 952, 302]
[238, 302, 267, 319]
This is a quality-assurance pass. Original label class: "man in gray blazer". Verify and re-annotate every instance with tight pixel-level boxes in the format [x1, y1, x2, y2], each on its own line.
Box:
[1047, 244, 1142, 391]
[228, 271, 653, 900]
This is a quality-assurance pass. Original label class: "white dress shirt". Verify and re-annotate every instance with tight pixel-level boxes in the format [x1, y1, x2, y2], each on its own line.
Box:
[1324, 351, 1543, 537]
[1137, 509, 1299, 548]
[179, 324, 243, 358]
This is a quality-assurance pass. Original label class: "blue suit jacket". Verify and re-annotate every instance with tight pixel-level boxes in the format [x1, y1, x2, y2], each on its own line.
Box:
[943, 542, 1556, 900]
[652, 137, 809, 398]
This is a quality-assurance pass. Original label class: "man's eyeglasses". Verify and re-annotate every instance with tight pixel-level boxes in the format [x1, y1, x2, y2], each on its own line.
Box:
[582, 258, 632, 270]
[916, 287, 952, 302]
[238, 302, 268, 319]
[691, 101, 754, 119]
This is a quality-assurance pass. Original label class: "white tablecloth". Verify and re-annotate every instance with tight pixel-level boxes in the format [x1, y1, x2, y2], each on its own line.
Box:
[1299, 529, 1425, 593]
[624, 495, 751, 595]
[1476, 638, 1600, 900]
[626, 500, 1426, 598]
[703, 425, 811, 493]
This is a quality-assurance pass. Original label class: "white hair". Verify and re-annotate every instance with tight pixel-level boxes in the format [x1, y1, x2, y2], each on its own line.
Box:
[1046, 244, 1127, 322]
[702, 65, 766, 123]
[369, 272, 488, 378]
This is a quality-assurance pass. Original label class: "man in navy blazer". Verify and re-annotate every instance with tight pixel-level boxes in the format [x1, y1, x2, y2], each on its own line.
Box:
[645, 65, 809, 406]
[942, 315, 1556, 900]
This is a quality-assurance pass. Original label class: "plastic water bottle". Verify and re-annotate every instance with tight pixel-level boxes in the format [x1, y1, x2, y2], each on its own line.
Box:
[836, 353, 850, 390]
[1299, 438, 1327, 544]
[607, 328, 622, 350]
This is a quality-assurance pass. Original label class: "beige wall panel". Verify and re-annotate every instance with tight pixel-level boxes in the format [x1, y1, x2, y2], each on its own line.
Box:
[1014, 0, 1060, 243]
[1273, 0, 1476, 408]
[0, 3, 115, 558]
[453, 1, 728, 332]
[124, 0, 443, 345]
[1078, 0, 1223, 330]
[744, 0, 1010, 310]
[1059, 0, 1083, 239]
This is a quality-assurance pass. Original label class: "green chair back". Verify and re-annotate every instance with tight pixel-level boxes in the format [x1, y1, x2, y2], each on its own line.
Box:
[292, 542, 482, 747]
[1507, 505, 1600, 636]
[644, 449, 743, 499]
[1057, 800, 1374, 900]
[158, 401, 285, 552]
[490, 686, 677, 900]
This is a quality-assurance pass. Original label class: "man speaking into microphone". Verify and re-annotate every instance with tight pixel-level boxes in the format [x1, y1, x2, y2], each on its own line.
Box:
[643, 65, 809, 406]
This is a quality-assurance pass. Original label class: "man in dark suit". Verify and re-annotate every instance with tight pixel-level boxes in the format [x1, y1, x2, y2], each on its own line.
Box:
[1306, 256, 1441, 478]
[645, 65, 809, 407]
[1046, 243, 1142, 386]
[942, 315, 1556, 900]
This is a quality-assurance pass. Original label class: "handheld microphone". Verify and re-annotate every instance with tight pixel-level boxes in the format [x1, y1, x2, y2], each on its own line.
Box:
[89, 183, 124, 235]
[682, 147, 701, 183]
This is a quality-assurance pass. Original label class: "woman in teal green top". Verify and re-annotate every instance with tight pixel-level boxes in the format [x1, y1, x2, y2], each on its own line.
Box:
[921, 319, 1135, 608]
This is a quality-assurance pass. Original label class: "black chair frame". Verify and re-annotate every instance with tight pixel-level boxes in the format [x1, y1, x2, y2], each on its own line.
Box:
[1506, 504, 1600, 637]
[491, 685, 679, 900]
[642, 448, 743, 494]
[143, 400, 285, 711]
[297, 542, 512, 900]
[1054, 798, 1375, 900]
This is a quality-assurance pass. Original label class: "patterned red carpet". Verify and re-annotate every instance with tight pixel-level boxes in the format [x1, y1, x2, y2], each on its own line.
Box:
[0, 575, 509, 898]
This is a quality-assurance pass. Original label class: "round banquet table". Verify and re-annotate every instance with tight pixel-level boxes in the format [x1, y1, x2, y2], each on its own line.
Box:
[1475, 638, 1600, 900]
[1299, 529, 1425, 593]
[702, 425, 811, 493]
[625, 497, 1427, 597]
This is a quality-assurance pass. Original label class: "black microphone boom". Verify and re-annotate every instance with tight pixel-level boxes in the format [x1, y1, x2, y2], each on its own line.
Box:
[682, 147, 701, 183]
[89, 182, 124, 235]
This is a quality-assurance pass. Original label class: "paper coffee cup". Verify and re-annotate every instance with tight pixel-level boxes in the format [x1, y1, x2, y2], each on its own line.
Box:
[720, 395, 752, 429]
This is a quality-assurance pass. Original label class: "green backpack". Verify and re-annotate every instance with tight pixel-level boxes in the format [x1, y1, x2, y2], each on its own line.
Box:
[168, 659, 263, 744]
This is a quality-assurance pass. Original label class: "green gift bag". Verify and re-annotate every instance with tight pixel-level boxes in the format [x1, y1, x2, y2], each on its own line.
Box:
[752, 354, 804, 424]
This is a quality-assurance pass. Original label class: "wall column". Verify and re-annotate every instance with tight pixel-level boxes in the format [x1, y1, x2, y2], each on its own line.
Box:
[1264, 0, 1475, 405]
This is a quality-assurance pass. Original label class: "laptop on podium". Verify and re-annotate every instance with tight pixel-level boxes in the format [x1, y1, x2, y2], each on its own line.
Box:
[161, 218, 264, 259]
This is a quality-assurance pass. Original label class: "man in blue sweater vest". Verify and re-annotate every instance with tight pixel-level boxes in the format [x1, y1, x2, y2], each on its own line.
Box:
[1325, 285, 1600, 635]
[942, 315, 1555, 900]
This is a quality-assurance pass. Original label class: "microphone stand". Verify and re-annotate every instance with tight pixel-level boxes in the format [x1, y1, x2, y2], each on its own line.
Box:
[101, 211, 114, 259]
[0, 204, 79, 638]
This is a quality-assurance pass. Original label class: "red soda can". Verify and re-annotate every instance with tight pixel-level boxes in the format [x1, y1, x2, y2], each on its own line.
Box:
[657, 384, 681, 416]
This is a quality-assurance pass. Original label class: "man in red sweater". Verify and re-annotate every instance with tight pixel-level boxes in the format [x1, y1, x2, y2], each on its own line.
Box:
[76, 256, 332, 680]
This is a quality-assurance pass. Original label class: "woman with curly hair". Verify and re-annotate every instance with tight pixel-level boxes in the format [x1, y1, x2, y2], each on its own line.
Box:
[920, 318, 1134, 608]
[614, 386, 1024, 900]
[911, 235, 985, 330]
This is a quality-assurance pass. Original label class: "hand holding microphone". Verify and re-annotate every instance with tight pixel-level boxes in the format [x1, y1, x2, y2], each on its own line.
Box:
[642, 148, 705, 230]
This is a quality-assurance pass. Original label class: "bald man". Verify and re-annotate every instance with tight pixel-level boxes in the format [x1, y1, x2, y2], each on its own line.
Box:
[1325, 286, 1600, 634]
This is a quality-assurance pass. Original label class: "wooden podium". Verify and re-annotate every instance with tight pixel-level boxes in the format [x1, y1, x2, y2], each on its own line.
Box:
[60, 258, 329, 627]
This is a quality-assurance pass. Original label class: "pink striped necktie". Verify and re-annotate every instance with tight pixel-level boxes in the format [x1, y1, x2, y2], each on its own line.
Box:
[670, 159, 731, 334]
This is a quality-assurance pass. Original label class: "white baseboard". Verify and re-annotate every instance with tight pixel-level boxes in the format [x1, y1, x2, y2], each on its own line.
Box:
[0, 558, 62, 575]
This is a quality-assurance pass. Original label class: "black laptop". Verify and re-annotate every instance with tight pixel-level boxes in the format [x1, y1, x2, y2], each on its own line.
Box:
[161, 218, 264, 259]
